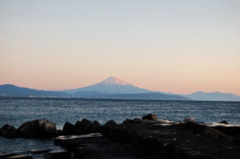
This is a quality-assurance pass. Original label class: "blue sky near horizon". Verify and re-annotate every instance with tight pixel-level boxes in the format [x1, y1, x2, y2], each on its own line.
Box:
[0, 0, 240, 95]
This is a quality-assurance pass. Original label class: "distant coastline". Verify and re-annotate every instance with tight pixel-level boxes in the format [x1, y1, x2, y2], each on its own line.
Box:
[1, 80, 240, 101]
[1, 96, 240, 103]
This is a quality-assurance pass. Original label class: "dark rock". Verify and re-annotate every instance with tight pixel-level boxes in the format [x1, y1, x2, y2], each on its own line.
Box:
[62, 122, 76, 135]
[219, 120, 228, 125]
[45, 150, 71, 159]
[183, 117, 196, 123]
[57, 129, 63, 136]
[101, 120, 118, 137]
[8, 155, 33, 159]
[123, 119, 142, 124]
[18, 119, 57, 138]
[74, 147, 89, 159]
[213, 126, 240, 137]
[28, 149, 50, 154]
[133, 118, 142, 123]
[232, 138, 240, 146]
[142, 114, 158, 120]
[57, 134, 147, 159]
[204, 127, 226, 137]
[180, 122, 225, 137]
[103, 120, 117, 127]
[75, 119, 92, 135]
[85, 120, 101, 133]
[0, 124, 19, 138]
[180, 122, 206, 132]
[0, 153, 16, 158]
[54, 133, 103, 150]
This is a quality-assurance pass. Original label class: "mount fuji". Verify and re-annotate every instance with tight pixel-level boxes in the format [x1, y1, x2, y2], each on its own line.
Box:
[64, 76, 152, 94]
[62, 76, 189, 100]
[0, 76, 189, 100]
[1, 77, 239, 101]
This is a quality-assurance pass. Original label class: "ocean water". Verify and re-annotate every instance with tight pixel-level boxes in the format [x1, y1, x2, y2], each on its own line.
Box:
[0, 97, 240, 153]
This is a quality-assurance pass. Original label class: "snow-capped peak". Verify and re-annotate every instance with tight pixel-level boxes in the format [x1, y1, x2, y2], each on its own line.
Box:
[99, 76, 132, 85]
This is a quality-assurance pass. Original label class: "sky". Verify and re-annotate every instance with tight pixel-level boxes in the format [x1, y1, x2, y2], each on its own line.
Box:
[0, 0, 240, 95]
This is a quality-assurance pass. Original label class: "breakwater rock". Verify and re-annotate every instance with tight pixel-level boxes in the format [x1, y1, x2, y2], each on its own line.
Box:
[100, 118, 240, 159]
[1, 114, 240, 159]
[0, 119, 57, 138]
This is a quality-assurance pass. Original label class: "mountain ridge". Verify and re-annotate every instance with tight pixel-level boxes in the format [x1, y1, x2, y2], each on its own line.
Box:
[0, 77, 239, 101]
[0, 84, 189, 100]
[0, 77, 188, 100]
[63, 76, 153, 94]
[98, 76, 132, 86]
[0, 84, 68, 97]
[184, 91, 240, 101]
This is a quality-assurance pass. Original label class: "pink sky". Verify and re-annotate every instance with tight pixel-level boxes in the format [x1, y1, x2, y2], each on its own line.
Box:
[1, 1, 240, 95]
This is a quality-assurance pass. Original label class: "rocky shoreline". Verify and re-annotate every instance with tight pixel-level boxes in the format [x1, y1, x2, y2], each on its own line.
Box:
[1, 114, 240, 159]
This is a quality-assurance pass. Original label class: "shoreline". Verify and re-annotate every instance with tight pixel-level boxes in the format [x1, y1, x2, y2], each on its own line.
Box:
[1, 114, 240, 159]
[1, 96, 240, 102]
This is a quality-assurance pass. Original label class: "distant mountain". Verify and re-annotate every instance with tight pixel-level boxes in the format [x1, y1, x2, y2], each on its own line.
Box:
[104, 92, 190, 100]
[0, 77, 189, 100]
[63, 76, 153, 94]
[61, 76, 189, 100]
[4, 77, 239, 101]
[1, 79, 239, 101]
[185, 91, 240, 101]
[0, 84, 68, 97]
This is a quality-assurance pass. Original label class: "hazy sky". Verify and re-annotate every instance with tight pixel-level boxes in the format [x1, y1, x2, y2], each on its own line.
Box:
[1, 0, 240, 95]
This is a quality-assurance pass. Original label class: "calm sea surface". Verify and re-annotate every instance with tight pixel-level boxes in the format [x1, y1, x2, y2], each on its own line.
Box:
[0, 97, 240, 153]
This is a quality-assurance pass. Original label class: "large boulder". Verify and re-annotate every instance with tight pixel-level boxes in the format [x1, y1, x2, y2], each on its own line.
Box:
[103, 120, 117, 128]
[101, 120, 118, 137]
[62, 122, 76, 135]
[0, 124, 19, 138]
[179, 122, 225, 137]
[18, 119, 57, 138]
[75, 119, 92, 135]
[142, 114, 158, 120]
[85, 120, 101, 133]
[183, 117, 196, 123]
[219, 120, 228, 125]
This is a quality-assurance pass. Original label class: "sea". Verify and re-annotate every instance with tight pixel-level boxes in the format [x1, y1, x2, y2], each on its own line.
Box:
[0, 97, 240, 154]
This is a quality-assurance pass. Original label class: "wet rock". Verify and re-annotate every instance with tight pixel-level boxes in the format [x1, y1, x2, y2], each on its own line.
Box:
[142, 114, 158, 120]
[219, 120, 228, 125]
[56, 133, 147, 159]
[75, 119, 92, 135]
[54, 133, 103, 150]
[184, 117, 196, 123]
[2, 118, 240, 159]
[62, 122, 76, 135]
[0, 124, 19, 138]
[8, 155, 33, 159]
[18, 119, 57, 138]
[0, 152, 16, 158]
[28, 149, 50, 154]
